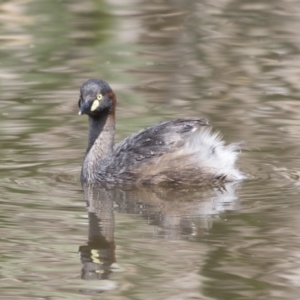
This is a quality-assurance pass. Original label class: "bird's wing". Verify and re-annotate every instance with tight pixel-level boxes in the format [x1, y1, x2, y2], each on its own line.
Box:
[109, 118, 209, 176]
[114, 118, 208, 158]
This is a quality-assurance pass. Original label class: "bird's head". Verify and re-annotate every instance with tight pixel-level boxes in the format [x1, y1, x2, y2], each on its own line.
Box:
[78, 79, 116, 117]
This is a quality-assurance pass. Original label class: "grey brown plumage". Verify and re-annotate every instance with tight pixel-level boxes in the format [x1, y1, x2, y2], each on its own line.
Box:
[78, 79, 244, 185]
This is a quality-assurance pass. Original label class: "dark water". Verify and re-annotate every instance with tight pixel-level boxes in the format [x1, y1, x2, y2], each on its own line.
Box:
[1, 0, 300, 299]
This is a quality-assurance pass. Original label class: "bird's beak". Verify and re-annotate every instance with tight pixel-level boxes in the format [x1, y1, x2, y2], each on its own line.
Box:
[78, 101, 90, 115]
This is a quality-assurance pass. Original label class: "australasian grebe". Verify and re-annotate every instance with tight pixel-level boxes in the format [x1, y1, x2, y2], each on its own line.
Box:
[78, 79, 244, 185]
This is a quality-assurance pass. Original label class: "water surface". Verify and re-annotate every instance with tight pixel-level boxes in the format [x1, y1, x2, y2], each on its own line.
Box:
[1, 0, 300, 299]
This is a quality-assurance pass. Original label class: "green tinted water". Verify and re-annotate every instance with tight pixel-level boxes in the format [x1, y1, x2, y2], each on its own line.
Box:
[1, 0, 300, 299]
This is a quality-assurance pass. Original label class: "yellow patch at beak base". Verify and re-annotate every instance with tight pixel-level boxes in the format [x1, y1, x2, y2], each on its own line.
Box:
[91, 99, 100, 111]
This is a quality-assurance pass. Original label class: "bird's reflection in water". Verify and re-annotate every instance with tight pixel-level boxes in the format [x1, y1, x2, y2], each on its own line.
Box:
[79, 182, 241, 283]
[79, 184, 116, 281]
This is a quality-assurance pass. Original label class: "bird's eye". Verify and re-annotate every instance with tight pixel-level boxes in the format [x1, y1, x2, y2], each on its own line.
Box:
[97, 93, 103, 101]
[78, 98, 82, 108]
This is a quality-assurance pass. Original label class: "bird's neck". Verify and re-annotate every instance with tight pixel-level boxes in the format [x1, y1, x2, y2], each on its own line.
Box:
[81, 111, 115, 182]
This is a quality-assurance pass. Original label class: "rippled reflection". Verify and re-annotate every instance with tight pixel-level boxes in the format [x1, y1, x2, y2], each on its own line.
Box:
[78, 182, 241, 293]
[2, 0, 300, 299]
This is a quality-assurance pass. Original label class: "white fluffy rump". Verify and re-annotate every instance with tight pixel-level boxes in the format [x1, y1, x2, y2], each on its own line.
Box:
[186, 127, 245, 181]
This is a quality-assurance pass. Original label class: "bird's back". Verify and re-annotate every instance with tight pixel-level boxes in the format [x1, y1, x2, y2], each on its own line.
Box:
[96, 118, 244, 185]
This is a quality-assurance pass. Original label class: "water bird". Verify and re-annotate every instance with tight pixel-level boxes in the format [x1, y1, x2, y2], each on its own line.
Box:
[78, 79, 244, 185]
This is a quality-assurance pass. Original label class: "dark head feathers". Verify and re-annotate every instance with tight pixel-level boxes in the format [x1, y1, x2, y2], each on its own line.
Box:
[80, 79, 112, 96]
